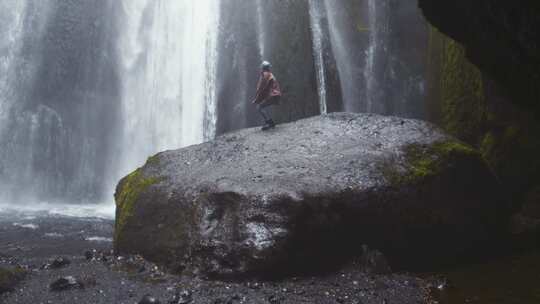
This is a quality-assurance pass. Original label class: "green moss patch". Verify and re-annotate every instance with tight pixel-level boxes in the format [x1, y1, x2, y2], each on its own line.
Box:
[115, 168, 161, 242]
[146, 154, 161, 166]
[384, 140, 479, 185]
[0, 267, 26, 294]
[440, 38, 487, 142]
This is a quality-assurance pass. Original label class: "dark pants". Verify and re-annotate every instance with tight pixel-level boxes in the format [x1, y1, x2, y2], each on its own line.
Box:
[256, 96, 280, 122]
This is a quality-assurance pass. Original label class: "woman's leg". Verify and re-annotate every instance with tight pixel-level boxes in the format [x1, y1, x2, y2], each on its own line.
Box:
[257, 103, 271, 122]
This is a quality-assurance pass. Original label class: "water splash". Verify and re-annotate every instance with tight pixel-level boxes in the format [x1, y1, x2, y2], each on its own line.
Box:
[0, 202, 115, 219]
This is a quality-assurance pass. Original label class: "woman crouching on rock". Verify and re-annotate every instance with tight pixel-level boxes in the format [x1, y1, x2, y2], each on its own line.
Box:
[252, 61, 282, 131]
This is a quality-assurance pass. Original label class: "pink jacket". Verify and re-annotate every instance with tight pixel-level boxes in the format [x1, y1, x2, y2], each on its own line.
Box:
[253, 71, 282, 104]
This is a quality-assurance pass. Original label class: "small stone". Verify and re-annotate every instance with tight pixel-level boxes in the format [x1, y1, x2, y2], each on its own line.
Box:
[139, 294, 161, 304]
[50, 257, 71, 269]
[49, 276, 82, 292]
[170, 290, 192, 304]
[247, 282, 260, 289]
[84, 251, 93, 260]
[80, 275, 97, 287]
[267, 295, 283, 304]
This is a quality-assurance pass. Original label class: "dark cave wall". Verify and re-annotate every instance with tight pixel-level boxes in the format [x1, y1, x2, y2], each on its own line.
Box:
[419, 0, 540, 119]
[425, 25, 540, 234]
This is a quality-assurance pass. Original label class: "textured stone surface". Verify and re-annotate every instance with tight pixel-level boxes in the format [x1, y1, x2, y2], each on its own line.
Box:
[423, 7, 540, 236]
[114, 113, 508, 278]
[419, 0, 540, 118]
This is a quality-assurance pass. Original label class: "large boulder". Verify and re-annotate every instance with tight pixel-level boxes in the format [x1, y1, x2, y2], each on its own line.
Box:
[114, 113, 508, 278]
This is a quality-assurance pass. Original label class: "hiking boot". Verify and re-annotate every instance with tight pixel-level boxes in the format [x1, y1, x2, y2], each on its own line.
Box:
[261, 119, 275, 131]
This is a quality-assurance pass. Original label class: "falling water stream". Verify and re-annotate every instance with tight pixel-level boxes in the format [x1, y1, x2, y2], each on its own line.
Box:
[255, 0, 266, 60]
[0, 0, 220, 215]
[114, 0, 219, 185]
[309, 0, 328, 114]
[365, 0, 378, 113]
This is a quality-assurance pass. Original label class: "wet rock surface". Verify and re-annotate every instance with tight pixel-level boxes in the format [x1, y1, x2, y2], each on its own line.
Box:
[115, 113, 508, 278]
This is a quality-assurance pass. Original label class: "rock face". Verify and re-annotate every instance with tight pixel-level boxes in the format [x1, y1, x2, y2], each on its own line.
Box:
[114, 113, 508, 278]
[418, 0, 540, 118]
[420, 2, 540, 238]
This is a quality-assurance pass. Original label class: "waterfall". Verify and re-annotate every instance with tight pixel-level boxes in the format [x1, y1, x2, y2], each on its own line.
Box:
[255, 0, 266, 60]
[0, 0, 429, 210]
[309, 0, 328, 114]
[0, 0, 219, 207]
[0, 0, 27, 135]
[0, 0, 119, 205]
[323, 0, 365, 113]
[364, 0, 378, 113]
[114, 0, 220, 183]
[323, 0, 428, 117]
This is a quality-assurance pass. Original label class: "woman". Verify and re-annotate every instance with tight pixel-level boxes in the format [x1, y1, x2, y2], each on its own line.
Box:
[252, 61, 282, 131]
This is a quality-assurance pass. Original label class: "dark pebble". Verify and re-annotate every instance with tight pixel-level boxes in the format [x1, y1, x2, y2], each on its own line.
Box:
[49, 276, 83, 292]
[50, 257, 71, 269]
[84, 250, 96, 260]
[139, 294, 161, 304]
[170, 290, 192, 304]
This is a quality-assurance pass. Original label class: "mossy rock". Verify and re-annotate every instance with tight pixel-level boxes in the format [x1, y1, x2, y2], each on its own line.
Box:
[427, 28, 540, 217]
[384, 140, 481, 185]
[0, 267, 26, 294]
[114, 165, 163, 247]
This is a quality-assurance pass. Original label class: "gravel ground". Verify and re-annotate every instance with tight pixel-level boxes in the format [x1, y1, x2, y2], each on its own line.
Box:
[0, 211, 429, 304]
